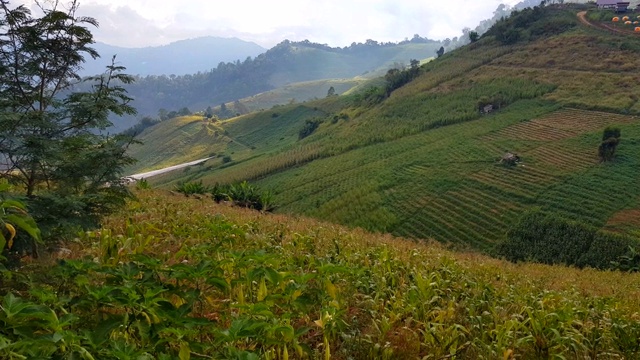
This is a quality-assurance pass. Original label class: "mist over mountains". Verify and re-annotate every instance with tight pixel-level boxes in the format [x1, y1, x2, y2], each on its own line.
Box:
[80, 37, 267, 76]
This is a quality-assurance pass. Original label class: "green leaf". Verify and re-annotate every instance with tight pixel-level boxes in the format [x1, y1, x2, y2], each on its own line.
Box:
[1, 293, 31, 319]
[178, 341, 190, 360]
[5, 214, 41, 243]
[206, 277, 229, 292]
[0, 199, 27, 211]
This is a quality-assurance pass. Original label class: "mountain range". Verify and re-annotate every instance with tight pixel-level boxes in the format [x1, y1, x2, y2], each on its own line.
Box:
[80, 36, 267, 77]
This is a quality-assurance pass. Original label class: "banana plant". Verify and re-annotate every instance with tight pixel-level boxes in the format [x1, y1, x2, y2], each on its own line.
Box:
[0, 183, 41, 261]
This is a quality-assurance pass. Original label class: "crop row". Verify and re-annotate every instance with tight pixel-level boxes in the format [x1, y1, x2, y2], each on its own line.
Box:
[483, 109, 637, 143]
[253, 109, 640, 249]
[387, 176, 527, 249]
[525, 142, 597, 172]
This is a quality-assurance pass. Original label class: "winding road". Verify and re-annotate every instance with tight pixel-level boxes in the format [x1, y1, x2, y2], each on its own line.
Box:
[126, 157, 212, 180]
[577, 10, 639, 35]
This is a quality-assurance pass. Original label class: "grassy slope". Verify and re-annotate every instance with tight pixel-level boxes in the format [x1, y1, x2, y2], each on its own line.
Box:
[8, 190, 640, 358]
[133, 6, 640, 250]
[218, 78, 365, 114]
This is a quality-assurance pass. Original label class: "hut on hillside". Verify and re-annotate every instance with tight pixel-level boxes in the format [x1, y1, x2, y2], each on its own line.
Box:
[597, 0, 630, 12]
[597, 0, 618, 9]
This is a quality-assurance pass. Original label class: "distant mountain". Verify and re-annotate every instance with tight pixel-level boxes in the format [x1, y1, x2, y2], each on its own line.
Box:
[119, 38, 443, 123]
[80, 37, 267, 76]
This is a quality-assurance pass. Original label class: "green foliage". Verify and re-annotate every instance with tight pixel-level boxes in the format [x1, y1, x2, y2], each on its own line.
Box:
[211, 181, 275, 211]
[4, 192, 640, 358]
[352, 86, 387, 106]
[135, 178, 152, 190]
[0, 183, 41, 262]
[498, 210, 640, 269]
[469, 31, 480, 43]
[599, 127, 621, 162]
[384, 62, 421, 96]
[0, 1, 137, 243]
[298, 119, 322, 140]
[488, 4, 576, 45]
[174, 181, 210, 195]
[326, 86, 336, 97]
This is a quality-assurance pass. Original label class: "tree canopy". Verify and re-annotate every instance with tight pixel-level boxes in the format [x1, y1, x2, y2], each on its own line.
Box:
[0, 0, 137, 250]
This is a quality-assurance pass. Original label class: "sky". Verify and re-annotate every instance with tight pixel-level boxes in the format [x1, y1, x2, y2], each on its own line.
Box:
[16, 0, 522, 48]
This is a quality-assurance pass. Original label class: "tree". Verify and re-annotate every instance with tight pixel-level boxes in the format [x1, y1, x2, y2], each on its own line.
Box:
[598, 127, 621, 162]
[436, 46, 445, 58]
[0, 1, 137, 239]
[469, 31, 480, 43]
[205, 106, 214, 118]
[158, 108, 169, 120]
[326, 86, 336, 97]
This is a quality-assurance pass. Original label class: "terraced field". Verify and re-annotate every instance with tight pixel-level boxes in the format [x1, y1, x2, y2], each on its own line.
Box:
[134, 7, 640, 251]
[249, 108, 640, 250]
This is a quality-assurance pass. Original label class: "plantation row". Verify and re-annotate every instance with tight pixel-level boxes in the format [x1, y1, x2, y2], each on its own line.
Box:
[5, 192, 640, 359]
[247, 108, 640, 251]
[483, 109, 637, 142]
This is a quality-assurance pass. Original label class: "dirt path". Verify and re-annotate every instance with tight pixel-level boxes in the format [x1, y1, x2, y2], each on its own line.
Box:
[577, 10, 639, 35]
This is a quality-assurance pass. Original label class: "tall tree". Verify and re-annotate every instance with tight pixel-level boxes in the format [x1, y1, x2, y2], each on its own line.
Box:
[326, 86, 336, 97]
[0, 0, 137, 239]
[598, 127, 621, 162]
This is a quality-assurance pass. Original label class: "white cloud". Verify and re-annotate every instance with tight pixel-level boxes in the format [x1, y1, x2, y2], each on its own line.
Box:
[11, 0, 529, 48]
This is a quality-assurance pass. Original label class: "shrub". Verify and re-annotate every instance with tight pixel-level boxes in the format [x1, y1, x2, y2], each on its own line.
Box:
[599, 127, 621, 162]
[174, 181, 210, 195]
[135, 178, 152, 190]
[299, 119, 322, 140]
[211, 181, 275, 211]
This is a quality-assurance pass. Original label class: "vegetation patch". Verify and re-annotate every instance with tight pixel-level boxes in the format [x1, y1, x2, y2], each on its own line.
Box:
[498, 209, 640, 270]
[4, 191, 640, 358]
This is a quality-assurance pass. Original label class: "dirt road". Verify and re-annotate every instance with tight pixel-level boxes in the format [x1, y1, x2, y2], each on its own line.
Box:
[127, 157, 212, 180]
[577, 10, 639, 35]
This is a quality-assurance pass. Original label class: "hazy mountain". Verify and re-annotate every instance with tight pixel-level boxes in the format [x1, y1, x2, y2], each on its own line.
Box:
[81, 37, 267, 76]
[118, 38, 443, 124]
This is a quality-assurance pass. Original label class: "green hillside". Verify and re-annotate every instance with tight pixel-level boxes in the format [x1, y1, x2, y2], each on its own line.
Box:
[131, 4, 640, 252]
[6, 190, 640, 359]
[218, 78, 366, 115]
[119, 40, 443, 122]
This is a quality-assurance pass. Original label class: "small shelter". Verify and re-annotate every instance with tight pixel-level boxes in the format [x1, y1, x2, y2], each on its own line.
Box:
[597, 0, 618, 9]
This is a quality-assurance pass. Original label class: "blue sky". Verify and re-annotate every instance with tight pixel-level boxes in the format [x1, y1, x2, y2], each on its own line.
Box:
[17, 0, 522, 48]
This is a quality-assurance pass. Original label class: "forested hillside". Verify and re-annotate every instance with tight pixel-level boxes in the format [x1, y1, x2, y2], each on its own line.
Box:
[125, 39, 443, 116]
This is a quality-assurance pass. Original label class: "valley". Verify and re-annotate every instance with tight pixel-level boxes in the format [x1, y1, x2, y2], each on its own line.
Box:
[4, 2, 640, 359]
[131, 4, 640, 255]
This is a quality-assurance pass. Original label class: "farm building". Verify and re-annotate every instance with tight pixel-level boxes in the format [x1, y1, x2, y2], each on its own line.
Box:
[597, 0, 631, 12]
[597, 0, 618, 8]
[596, 0, 630, 12]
